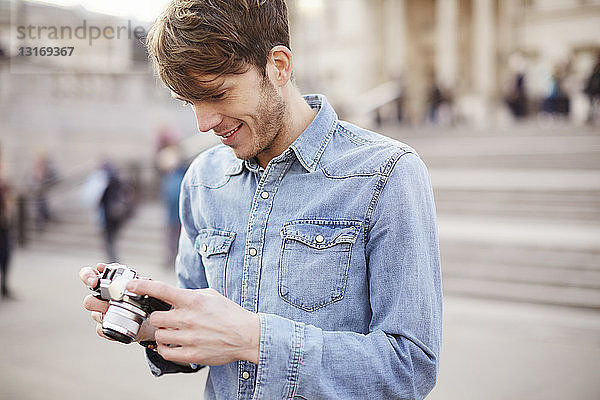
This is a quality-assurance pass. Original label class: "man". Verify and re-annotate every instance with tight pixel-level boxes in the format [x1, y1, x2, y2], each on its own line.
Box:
[80, 1, 442, 399]
[0, 147, 13, 299]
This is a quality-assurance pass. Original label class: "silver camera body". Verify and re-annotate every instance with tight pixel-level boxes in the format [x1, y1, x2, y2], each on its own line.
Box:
[91, 265, 171, 344]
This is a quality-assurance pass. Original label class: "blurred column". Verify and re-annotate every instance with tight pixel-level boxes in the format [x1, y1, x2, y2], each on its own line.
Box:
[497, 0, 521, 92]
[383, 0, 407, 79]
[404, 0, 436, 124]
[436, 0, 458, 91]
[472, 0, 496, 127]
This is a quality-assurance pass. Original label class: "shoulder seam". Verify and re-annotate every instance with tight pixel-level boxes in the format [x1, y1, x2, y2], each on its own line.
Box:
[363, 151, 416, 244]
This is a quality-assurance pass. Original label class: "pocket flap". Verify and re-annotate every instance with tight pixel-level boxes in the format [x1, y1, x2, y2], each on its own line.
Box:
[195, 229, 235, 256]
[280, 220, 361, 249]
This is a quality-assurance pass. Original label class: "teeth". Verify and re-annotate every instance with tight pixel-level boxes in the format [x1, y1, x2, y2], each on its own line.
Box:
[222, 124, 241, 138]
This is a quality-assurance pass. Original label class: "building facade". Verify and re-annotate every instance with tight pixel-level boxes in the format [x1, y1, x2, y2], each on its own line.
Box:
[289, 0, 600, 126]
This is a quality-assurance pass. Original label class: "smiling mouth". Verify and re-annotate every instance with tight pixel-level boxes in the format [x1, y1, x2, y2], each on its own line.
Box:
[218, 123, 243, 138]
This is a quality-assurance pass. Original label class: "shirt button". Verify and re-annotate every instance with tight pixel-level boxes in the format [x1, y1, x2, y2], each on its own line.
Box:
[315, 235, 325, 243]
[242, 371, 250, 380]
[260, 191, 269, 199]
[202, 243, 208, 252]
[249, 248, 258, 257]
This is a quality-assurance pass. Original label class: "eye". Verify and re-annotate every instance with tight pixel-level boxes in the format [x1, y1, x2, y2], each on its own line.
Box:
[210, 92, 226, 101]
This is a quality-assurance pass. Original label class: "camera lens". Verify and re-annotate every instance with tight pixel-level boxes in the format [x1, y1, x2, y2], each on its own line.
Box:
[102, 301, 146, 344]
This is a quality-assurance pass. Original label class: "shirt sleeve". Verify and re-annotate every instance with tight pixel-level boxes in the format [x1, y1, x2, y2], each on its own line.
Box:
[253, 152, 443, 399]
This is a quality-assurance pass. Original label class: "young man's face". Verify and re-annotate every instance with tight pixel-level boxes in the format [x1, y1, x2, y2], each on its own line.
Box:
[177, 66, 288, 166]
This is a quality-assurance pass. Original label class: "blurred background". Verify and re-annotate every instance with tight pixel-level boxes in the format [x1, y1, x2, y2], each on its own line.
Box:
[0, 0, 599, 399]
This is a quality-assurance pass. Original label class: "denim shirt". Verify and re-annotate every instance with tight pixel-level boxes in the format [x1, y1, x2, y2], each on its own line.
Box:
[146, 95, 443, 400]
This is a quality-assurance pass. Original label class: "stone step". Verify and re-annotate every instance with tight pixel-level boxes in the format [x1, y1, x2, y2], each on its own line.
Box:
[443, 275, 600, 309]
[22, 201, 168, 265]
[440, 240, 600, 272]
[425, 154, 600, 170]
[438, 215, 600, 252]
[435, 203, 600, 222]
[29, 240, 166, 268]
[442, 259, 600, 291]
[401, 134, 600, 170]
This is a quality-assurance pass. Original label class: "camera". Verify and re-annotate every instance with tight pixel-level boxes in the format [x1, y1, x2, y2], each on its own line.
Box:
[90, 265, 171, 344]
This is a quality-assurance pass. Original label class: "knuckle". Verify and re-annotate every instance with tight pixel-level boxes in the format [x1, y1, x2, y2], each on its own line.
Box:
[157, 344, 171, 358]
[190, 293, 205, 309]
[154, 329, 165, 343]
[182, 314, 196, 328]
[147, 312, 161, 326]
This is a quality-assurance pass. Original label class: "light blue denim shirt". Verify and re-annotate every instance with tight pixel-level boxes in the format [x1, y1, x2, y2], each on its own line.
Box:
[146, 95, 443, 400]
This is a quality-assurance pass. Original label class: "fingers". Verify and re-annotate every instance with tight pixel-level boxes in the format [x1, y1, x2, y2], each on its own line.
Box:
[80, 267, 98, 288]
[95, 322, 116, 341]
[79, 263, 109, 288]
[156, 343, 191, 364]
[147, 310, 171, 328]
[91, 311, 103, 324]
[126, 279, 182, 308]
[89, 307, 115, 342]
[83, 294, 109, 313]
[154, 328, 185, 345]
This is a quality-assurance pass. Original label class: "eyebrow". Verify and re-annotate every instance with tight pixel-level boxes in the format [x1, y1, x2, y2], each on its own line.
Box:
[171, 79, 232, 103]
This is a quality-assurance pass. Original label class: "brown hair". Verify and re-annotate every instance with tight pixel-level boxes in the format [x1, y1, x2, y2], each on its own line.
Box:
[147, 0, 290, 101]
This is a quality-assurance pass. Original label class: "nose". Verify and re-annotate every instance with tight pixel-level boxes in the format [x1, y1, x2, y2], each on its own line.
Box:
[192, 102, 223, 133]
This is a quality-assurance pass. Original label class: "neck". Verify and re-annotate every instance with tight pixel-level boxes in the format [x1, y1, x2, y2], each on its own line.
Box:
[286, 86, 317, 138]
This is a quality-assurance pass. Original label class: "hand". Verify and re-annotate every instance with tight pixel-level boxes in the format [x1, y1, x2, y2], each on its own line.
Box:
[79, 263, 155, 342]
[126, 280, 260, 366]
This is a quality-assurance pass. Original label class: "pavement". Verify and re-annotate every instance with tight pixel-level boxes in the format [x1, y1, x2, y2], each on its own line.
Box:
[0, 247, 208, 400]
[1, 245, 599, 400]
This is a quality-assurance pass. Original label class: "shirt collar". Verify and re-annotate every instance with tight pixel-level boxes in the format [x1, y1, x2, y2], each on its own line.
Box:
[229, 94, 337, 174]
[289, 94, 337, 172]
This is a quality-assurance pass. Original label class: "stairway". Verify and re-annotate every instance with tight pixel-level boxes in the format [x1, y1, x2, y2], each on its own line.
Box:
[389, 123, 600, 309]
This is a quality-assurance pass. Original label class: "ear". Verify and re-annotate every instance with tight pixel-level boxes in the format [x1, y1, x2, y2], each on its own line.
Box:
[266, 45, 293, 87]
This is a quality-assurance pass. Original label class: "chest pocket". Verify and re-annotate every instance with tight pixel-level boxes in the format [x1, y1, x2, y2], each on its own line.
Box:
[279, 220, 361, 312]
[195, 228, 235, 295]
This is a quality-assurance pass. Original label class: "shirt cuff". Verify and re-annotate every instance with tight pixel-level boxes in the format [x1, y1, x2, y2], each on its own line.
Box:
[145, 347, 203, 377]
[253, 313, 310, 399]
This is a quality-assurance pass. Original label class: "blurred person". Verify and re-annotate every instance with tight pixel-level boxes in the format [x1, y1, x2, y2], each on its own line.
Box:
[0, 149, 14, 299]
[80, 1, 442, 399]
[156, 145, 186, 268]
[584, 54, 600, 124]
[98, 161, 135, 263]
[31, 151, 58, 231]
[426, 74, 453, 126]
[155, 125, 179, 157]
[505, 72, 528, 119]
[427, 81, 443, 124]
[541, 65, 570, 117]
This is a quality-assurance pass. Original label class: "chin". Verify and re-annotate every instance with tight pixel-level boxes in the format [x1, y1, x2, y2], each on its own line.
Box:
[230, 148, 255, 161]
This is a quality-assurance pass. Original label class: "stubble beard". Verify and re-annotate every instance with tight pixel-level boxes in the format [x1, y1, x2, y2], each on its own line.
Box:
[234, 77, 287, 162]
